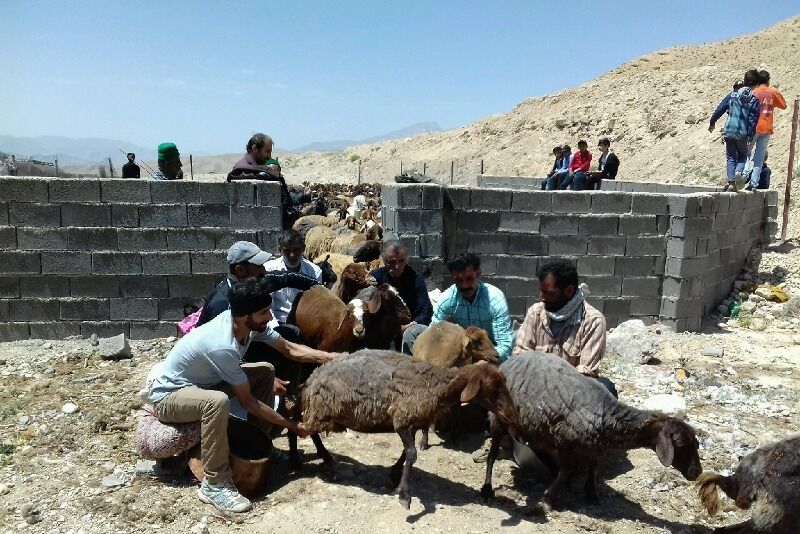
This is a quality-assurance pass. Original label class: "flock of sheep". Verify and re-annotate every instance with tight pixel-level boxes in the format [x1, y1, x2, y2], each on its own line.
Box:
[275, 188, 800, 533]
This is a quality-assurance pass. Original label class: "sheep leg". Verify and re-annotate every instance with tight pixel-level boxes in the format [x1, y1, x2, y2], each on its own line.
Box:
[288, 431, 302, 470]
[311, 433, 334, 465]
[480, 433, 502, 502]
[539, 458, 577, 512]
[396, 428, 418, 509]
[389, 450, 406, 489]
[583, 460, 598, 503]
[419, 426, 431, 450]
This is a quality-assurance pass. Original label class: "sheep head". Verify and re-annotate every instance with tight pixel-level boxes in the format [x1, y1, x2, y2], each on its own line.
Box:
[462, 326, 500, 364]
[454, 361, 519, 437]
[365, 223, 383, 241]
[655, 418, 702, 481]
[315, 254, 338, 287]
[341, 263, 376, 288]
[344, 297, 367, 340]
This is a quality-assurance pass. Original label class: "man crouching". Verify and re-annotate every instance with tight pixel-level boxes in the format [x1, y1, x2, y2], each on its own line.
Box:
[147, 277, 310, 513]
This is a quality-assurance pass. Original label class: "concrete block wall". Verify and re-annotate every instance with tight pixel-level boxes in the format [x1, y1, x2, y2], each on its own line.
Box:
[0, 177, 283, 340]
[381, 182, 774, 331]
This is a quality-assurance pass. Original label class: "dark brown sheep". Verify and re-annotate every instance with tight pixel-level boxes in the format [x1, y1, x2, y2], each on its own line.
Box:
[697, 435, 800, 533]
[355, 284, 411, 350]
[364, 223, 383, 241]
[331, 262, 376, 303]
[301, 350, 519, 509]
[352, 239, 382, 263]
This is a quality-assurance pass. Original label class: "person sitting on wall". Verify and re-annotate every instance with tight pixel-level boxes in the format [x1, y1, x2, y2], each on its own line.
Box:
[513, 259, 617, 397]
[122, 152, 141, 178]
[560, 139, 592, 190]
[585, 137, 619, 190]
[545, 144, 572, 190]
[402, 252, 513, 361]
[152, 143, 183, 180]
[541, 145, 563, 190]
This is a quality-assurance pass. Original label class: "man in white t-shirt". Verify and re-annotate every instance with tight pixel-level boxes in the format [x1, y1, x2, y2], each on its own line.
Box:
[264, 230, 322, 326]
[148, 277, 337, 513]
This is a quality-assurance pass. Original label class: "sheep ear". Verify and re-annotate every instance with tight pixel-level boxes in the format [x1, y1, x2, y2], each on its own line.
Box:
[366, 290, 381, 314]
[655, 428, 675, 467]
[460, 374, 481, 403]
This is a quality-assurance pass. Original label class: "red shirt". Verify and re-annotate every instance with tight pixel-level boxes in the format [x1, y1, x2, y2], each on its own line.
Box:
[569, 149, 592, 172]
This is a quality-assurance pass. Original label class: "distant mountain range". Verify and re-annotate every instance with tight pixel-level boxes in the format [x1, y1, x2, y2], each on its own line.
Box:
[292, 122, 442, 152]
[0, 135, 151, 167]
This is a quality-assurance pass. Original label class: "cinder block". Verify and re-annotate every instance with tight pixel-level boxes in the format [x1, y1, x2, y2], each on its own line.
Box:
[0, 323, 31, 341]
[507, 234, 547, 255]
[150, 181, 200, 203]
[615, 256, 655, 276]
[630, 297, 662, 316]
[190, 251, 226, 274]
[0, 300, 11, 321]
[550, 192, 591, 214]
[458, 211, 499, 232]
[0, 202, 7, 225]
[61, 203, 111, 227]
[166, 228, 218, 250]
[577, 256, 616, 276]
[168, 275, 217, 298]
[198, 182, 230, 204]
[444, 187, 470, 210]
[11, 299, 60, 321]
[100, 180, 151, 203]
[395, 210, 421, 233]
[656, 215, 669, 234]
[67, 228, 118, 250]
[511, 191, 552, 212]
[130, 321, 178, 339]
[255, 182, 282, 206]
[117, 228, 168, 250]
[659, 297, 701, 319]
[69, 276, 120, 297]
[618, 215, 658, 235]
[499, 212, 539, 233]
[41, 252, 89, 274]
[765, 190, 778, 207]
[9, 203, 60, 226]
[665, 256, 708, 278]
[471, 189, 512, 211]
[540, 214, 579, 235]
[188, 204, 229, 227]
[496, 255, 538, 277]
[139, 204, 188, 228]
[420, 210, 443, 233]
[118, 276, 170, 298]
[698, 195, 714, 217]
[578, 215, 619, 235]
[666, 238, 696, 258]
[421, 184, 443, 209]
[604, 298, 632, 317]
[29, 321, 81, 339]
[141, 252, 190, 275]
[230, 206, 281, 229]
[255, 230, 279, 253]
[587, 236, 626, 256]
[111, 204, 140, 227]
[506, 297, 529, 317]
[19, 276, 70, 297]
[626, 236, 666, 256]
[469, 233, 509, 255]
[16, 227, 69, 250]
[49, 179, 101, 202]
[621, 277, 662, 297]
[549, 235, 588, 255]
[505, 276, 539, 297]
[482, 276, 507, 294]
[0, 276, 19, 297]
[60, 298, 110, 321]
[396, 185, 422, 208]
[2, 251, 42, 274]
[229, 182, 256, 205]
[584, 297, 605, 313]
[419, 234, 442, 257]
[590, 192, 631, 214]
[0, 226, 16, 249]
[109, 298, 159, 321]
[581, 276, 622, 296]
[158, 298, 201, 321]
[92, 252, 142, 275]
[667, 195, 699, 217]
[0, 178, 49, 202]
[80, 321, 130, 339]
[661, 277, 699, 299]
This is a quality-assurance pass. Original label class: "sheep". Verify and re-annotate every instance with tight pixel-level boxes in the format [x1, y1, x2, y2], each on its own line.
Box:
[293, 214, 336, 238]
[355, 284, 411, 350]
[288, 285, 368, 352]
[482, 351, 702, 512]
[300, 350, 520, 509]
[412, 322, 501, 450]
[304, 225, 337, 261]
[331, 262, 376, 303]
[696, 435, 800, 533]
[330, 232, 366, 254]
[365, 223, 383, 241]
[352, 239, 382, 263]
[314, 254, 337, 288]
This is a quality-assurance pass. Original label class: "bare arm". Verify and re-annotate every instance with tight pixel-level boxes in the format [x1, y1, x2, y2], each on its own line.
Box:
[230, 381, 309, 437]
[264, 336, 338, 364]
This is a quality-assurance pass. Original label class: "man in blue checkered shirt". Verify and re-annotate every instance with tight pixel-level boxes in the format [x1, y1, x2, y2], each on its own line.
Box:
[402, 252, 513, 360]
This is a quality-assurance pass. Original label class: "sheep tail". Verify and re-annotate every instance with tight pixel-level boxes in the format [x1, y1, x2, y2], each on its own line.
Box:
[696, 471, 725, 516]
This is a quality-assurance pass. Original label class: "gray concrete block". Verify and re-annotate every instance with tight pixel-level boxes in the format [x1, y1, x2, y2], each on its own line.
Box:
[604, 298, 632, 318]
[229, 181, 256, 205]
[511, 191, 552, 212]
[659, 297, 701, 319]
[16, 227, 69, 250]
[150, 181, 200, 203]
[626, 236, 666, 256]
[630, 297, 662, 316]
[0, 276, 19, 297]
[60, 298, 110, 321]
[444, 187, 470, 209]
[11, 299, 60, 321]
[551, 192, 591, 214]
[61, 203, 111, 227]
[618, 215, 658, 235]
[70, 276, 120, 297]
[496, 255, 538, 277]
[765, 190, 778, 207]
[100, 180, 151, 203]
[0, 202, 7, 225]
[621, 277, 662, 297]
[118, 229, 168, 250]
[481, 276, 507, 294]
[188, 204, 230, 227]
[422, 184, 443, 209]
[540, 215, 579, 235]
[111, 204, 139, 227]
[118, 276, 170, 298]
[667, 195, 699, 217]
[665, 256, 707, 278]
[191, 251, 226, 274]
[506, 297, 529, 317]
[666, 238, 696, 258]
[256, 182, 282, 206]
[577, 256, 616, 276]
[139, 204, 188, 228]
[499, 212, 540, 233]
[419, 233, 442, 257]
[549, 235, 588, 255]
[395, 210, 421, 233]
[158, 298, 201, 321]
[0, 300, 9, 320]
[581, 276, 622, 296]
[0, 226, 16, 249]
[656, 215, 669, 234]
[420, 210, 443, 233]
[49, 179, 101, 202]
[41, 252, 89, 274]
[80, 322, 130, 339]
[584, 297, 605, 313]
[397, 235, 419, 256]
[505, 276, 539, 297]
[0, 323, 31, 341]
[109, 298, 159, 321]
[587, 236, 626, 256]
[590, 192, 631, 214]
[615, 256, 655, 276]
[695, 237, 710, 256]
[198, 182, 230, 204]
[458, 210, 499, 232]
[472, 189, 512, 210]
[9, 203, 61, 226]
[507, 234, 547, 255]
[130, 321, 179, 339]
[255, 230, 279, 253]
[0, 178, 49, 202]
[469, 233, 509, 255]
[92, 252, 142, 275]
[98, 333, 132, 359]
[167, 228, 218, 250]
[29, 321, 81, 339]
[67, 228, 118, 250]
[698, 195, 714, 217]
[19, 276, 70, 297]
[661, 276, 700, 299]
[630, 194, 669, 214]
[2, 251, 41, 274]
[396, 185, 423, 208]
[168, 275, 217, 298]
[578, 215, 619, 235]
[141, 252, 191, 275]
[230, 206, 281, 229]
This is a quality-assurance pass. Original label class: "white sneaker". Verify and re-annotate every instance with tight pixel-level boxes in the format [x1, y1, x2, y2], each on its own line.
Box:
[197, 478, 252, 513]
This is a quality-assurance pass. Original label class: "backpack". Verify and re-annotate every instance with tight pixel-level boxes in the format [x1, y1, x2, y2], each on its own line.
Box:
[723, 88, 758, 139]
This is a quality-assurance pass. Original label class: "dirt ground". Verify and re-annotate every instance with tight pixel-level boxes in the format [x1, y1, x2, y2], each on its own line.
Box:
[1, 244, 799, 534]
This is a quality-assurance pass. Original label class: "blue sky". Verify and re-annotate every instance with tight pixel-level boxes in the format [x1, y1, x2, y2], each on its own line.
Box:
[1, 1, 798, 155]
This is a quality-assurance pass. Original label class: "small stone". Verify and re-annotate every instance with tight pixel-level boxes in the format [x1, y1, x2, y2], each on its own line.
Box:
[0, 483, 9, 495]
[190, 517, 209, 534]
[101, 474, 125, 487]
[701, 347, 724, 358]
[42, 342, 52, 350]
[166, 336, 177, 343]
[89, 333, 99, 346]
[17, 415, 30, 426]
[792, 336, 800, 346]
[741, 301, 757, 313]
[134, 460, 156, 475]
[749, 318, 767, 331]
[62, 402, 79, 414]
[643, 393, 687, 415]
[98, 334, 132, 360]
[754, 286, 772, 300]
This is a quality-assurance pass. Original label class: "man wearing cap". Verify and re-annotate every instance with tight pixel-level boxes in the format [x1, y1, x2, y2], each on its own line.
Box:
[122, 153, 140, 178]
[153, 142, 183, 180]
[148, 277, 316, 513]
[545, 145, 572, 190]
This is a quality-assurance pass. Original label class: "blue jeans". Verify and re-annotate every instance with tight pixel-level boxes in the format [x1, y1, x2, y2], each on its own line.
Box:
[545, 172, 566, 190]
[724, 137, 749, 182]
[559, 172, 575, 190]
[571, 171, 588, 191]
[748, 133, 770, 188]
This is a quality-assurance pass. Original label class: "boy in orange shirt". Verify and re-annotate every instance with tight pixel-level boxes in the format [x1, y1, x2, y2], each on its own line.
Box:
[746, 70, 787, 191]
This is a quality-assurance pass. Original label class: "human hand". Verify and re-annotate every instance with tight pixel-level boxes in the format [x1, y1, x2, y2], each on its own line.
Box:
[315, 351, 337, 364]
[274, 378, 289, 396]
[292, 422, 311, 438]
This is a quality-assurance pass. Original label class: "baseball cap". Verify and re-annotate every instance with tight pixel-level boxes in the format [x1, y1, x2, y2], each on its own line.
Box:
[227, 241, 272, 265]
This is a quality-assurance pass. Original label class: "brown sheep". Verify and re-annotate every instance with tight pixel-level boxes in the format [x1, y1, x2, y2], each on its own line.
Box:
[331, 263, 376, 303]
[355, 284, 412, 350]
[304, 225, 336, 261]
[301, 350, 520, 509]
[365, 223, 383, 241]
[293, 214, 336, 238]
[288, 285, 368, 352]
[330, 232, 366, 254]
